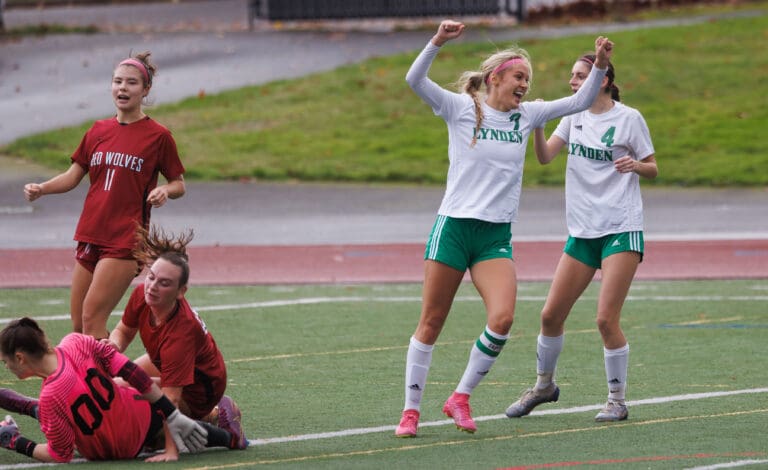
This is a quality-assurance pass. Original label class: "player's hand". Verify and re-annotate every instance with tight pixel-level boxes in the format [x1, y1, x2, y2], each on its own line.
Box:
[614, 155, 636, 174]
[0, 415, 20, 450]
[146, 186, 169, 207]
[594, 36, 614, 68]
[145, 450, 180, 462]
[432, 20, 465, 47]
[23, 183, 44, 202]
[166, 409, 207, 453]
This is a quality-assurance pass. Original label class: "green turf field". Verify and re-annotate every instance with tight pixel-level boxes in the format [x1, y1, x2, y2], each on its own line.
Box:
[0, 279, 766, 468]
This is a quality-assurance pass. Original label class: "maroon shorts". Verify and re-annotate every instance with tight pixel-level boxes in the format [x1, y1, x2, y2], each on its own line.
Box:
[183, 379, 226, 420]
[75, 242, 136, 273]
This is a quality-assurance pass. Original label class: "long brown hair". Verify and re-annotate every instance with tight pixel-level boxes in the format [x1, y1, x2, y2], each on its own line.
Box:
[0, 317, 51, 360]
[134, 224, 194, 287]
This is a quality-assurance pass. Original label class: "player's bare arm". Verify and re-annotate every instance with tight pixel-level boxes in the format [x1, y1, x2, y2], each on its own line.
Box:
[614, 154, 658, 178]
[23, 163, 87, 202]
[147, 176, 185, 207]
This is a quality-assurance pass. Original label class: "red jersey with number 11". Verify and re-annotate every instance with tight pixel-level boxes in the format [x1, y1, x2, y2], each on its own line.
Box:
[71, 117, 185, 249]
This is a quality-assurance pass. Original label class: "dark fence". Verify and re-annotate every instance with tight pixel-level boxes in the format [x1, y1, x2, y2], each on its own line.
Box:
[249, 0, 526, 25]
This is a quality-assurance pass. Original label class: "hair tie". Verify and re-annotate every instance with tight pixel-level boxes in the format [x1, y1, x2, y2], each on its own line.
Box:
[119, 58, 150, 84]
[486, 57, 525, 86]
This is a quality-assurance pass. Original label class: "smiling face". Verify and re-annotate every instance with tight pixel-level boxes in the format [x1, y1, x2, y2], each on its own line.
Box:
[111, 64, 149, 115]
[144, 258, 186, 311]
[488, 62, 530, 111]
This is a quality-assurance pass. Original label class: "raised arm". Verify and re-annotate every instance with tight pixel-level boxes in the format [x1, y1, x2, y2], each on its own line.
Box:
[429, 19, 465, 47]
[565, 36, 614, 114]
[528, 36, 614, 127]
[593, 35, 614, 69]
[405, 20, 465, 110]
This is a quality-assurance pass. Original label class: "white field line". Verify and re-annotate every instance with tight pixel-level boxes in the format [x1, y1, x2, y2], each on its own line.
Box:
[0, 295, 765, 467]
[1, 388, 765, 470]
[249, 387, 768, 445]
[686, 460, 768, 470]
[2, 293, 768, 325]
[0, 386, 764, 466]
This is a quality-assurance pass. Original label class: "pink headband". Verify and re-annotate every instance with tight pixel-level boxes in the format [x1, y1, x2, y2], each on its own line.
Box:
[119, 58, 150, 84]
[579, 56, 595, 66]
[486, 57, 525, 86]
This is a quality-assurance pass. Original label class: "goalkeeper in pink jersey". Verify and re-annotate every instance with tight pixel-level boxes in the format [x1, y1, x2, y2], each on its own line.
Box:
[0, 317, 246, 463]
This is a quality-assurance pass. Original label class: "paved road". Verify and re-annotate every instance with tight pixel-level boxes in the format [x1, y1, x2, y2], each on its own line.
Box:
[1, 3, 766, 251]
[2, 155, 767, 249]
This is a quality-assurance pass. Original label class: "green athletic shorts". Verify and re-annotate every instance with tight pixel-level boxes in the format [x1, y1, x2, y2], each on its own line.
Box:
[564, 231, 644, 269]
[424, 215, 513, 272]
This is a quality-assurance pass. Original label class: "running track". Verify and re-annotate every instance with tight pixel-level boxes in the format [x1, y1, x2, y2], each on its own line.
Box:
[1, 239, 767, 288]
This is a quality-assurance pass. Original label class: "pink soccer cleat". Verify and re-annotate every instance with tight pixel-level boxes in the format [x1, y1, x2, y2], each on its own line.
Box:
[218, 396, 248, 450]
[442, 392, 477, 433]
[395, 409, 420, 438]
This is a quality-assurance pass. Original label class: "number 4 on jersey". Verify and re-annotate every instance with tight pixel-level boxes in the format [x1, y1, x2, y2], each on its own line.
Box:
[601, 126, 616, 147]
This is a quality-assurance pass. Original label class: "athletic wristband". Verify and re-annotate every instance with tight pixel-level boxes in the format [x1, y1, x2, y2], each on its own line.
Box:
[153, 395, 177, 420]
[14, 436, 36, 458]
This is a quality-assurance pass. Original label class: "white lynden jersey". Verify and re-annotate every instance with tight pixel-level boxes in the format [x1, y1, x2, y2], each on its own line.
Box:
[553, 101, 655, 238]
[406, 42, 607, 223]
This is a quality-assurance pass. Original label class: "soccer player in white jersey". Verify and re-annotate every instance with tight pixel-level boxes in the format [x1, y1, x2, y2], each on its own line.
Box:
[395, 19, 614, 437]
[505, 53, 657, 422]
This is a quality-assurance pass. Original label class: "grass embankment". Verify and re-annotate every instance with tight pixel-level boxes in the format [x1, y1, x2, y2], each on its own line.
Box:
[3, 8, 767, 186]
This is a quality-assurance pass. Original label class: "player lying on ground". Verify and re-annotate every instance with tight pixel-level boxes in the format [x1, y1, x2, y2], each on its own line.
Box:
[0, 317, 247, 463]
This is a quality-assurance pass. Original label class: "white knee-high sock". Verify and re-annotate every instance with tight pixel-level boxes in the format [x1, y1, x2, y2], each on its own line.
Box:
[404, 336, 434, 411]
[604, 343, 629, 402]
[455, 326, 509, 395]
[535, 334, 564, 390]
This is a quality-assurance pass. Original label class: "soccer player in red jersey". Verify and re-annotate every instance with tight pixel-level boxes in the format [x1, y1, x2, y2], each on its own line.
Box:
[105, 226, 243, 459]
[0, 317, 247, 463]
[23, 51, 186, 340]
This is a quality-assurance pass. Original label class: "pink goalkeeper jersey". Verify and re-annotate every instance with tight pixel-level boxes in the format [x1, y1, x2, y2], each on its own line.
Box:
[71, 116, 185, 249]
[38, 333, 153, 462]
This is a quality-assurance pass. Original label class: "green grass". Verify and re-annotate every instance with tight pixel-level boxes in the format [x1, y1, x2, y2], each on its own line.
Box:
[0, 24, 99, 36]
[2, 7, 768, 187]
[0, 279, 766, 468]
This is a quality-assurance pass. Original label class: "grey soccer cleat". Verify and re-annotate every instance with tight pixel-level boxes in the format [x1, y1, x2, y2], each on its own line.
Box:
[594, 400, 628, 422]
[505, 384, 560, 418]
